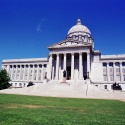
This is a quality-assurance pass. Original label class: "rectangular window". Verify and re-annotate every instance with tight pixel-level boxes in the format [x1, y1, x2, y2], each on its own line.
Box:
[116, 76, 120, 81]
[104, 85, 107, 89]
[103, 68, 107, 76]
[110, 76, 114, 81]
[103, 76, 107, 81]
[39, 76, 41, 80]
[116, 68, 120, 75]
[122, 68, 125, 74]
[34, 76, 36, 80]
[110, 68, 114, 76]
[116, 68, 120, 73]
[110, 68, 113, 72]
[123, 76, 125, 81]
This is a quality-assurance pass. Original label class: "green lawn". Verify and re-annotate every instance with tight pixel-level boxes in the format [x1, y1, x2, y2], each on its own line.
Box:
[0, 94, 125, 125]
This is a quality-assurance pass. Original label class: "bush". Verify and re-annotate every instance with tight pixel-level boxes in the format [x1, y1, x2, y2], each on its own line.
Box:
[0, 69, 11, 90]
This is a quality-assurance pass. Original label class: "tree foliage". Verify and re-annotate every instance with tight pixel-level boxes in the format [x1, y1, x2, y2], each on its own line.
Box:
[0, 69, 11, 90]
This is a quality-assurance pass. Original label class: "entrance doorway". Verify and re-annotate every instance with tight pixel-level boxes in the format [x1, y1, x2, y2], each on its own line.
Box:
[67, 66, 71, 80]
[84, 76, 87, 80]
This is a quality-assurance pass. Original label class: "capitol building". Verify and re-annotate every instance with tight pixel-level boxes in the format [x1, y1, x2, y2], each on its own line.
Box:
[2, 19, 125, 91]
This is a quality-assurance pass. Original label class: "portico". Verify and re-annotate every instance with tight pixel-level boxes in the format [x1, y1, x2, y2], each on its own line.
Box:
[49, 51, 91, 81]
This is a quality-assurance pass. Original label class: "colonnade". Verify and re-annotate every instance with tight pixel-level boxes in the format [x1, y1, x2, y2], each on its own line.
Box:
[3, 64, 47, 81]
[103, 62, 124, 82]
[49, 52, 91, 80]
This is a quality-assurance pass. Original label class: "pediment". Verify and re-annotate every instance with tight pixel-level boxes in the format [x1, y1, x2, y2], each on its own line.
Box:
[48, 39, 92, 49]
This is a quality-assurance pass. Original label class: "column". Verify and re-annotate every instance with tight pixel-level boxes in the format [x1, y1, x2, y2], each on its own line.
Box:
[7, 65, 10, 74]
[19, 65, 22, 80]
[79, 52, 83, 79]
[107, 63, 110, 82]
[11, 65, 14, 80]
[23, 65, 26, 80]
[41, 64, 44, 81]
[87, 52, 90, 74]
[27, 65, 30, 81]
[56, 53, 59, 80]
[32, 65, 35, 81]
[52, 65, 55, 80]
[59, 54, 61, 79]
[37, 64, 39, 81]
[15, 65, 18, 80]
[113, 62, 116, 82]
[120, 62, 123, 82]
[48, 54, 52, 80]
[71, 53, 74, 80]
[63, 53, 66, 70]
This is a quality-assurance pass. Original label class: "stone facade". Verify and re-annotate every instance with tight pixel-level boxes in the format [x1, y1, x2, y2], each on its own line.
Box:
[2, 19, 125, 91]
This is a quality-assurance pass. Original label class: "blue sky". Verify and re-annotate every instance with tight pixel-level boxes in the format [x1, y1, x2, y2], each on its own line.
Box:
[0, 0, 125, 67]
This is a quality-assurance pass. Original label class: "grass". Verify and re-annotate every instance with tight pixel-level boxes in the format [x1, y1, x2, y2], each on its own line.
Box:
[0, 94, 125, 125]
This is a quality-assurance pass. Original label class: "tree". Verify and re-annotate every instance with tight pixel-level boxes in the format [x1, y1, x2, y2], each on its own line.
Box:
[0, 69, 11, 90]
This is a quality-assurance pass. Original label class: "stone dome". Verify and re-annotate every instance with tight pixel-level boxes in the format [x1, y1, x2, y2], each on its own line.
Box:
[67, 19, 91, 37]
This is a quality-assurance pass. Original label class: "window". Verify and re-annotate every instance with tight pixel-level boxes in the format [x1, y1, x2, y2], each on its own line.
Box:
[122, 62, 125, 66]
[39, 76, 41, 80]
[103, 63, 107, 67]
[116, 76, 120, 81]
[82, 36, 84, 40]
[123, 76, 125, 81]
[110, 76, 114, 81]
[123, 68, 125, 74]
[109, 63, 113, 67]
[110, 68, 113, 72]
[116, 68, 120, 73]
[103, 68, 106, 73]
[34, 76, 36, 80]
[103, 68, 107, 76]
[104, 85, 107, 89]
[115, 62, 119, 66]
[103, 76, 107, 81]
[116, 68, 120, 75]
[44, 64, 47, 68]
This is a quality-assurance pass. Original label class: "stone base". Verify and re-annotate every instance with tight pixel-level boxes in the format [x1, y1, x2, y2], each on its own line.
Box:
[60, 77, 67, 83]
[63, 77, 66, 82]
[43, 79, 47, 84]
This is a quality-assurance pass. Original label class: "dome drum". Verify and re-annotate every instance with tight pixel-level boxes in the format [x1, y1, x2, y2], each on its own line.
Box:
[66, 35, 93, 44]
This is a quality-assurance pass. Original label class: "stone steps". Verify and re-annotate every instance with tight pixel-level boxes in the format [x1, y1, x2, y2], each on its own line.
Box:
[0, 80, 125, 99]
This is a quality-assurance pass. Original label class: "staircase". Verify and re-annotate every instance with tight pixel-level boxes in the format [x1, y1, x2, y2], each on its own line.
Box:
[0, 80, 125, 99]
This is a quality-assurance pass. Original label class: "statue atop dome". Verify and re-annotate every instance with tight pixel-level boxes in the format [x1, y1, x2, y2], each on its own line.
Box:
[76, 18, 82, 25]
